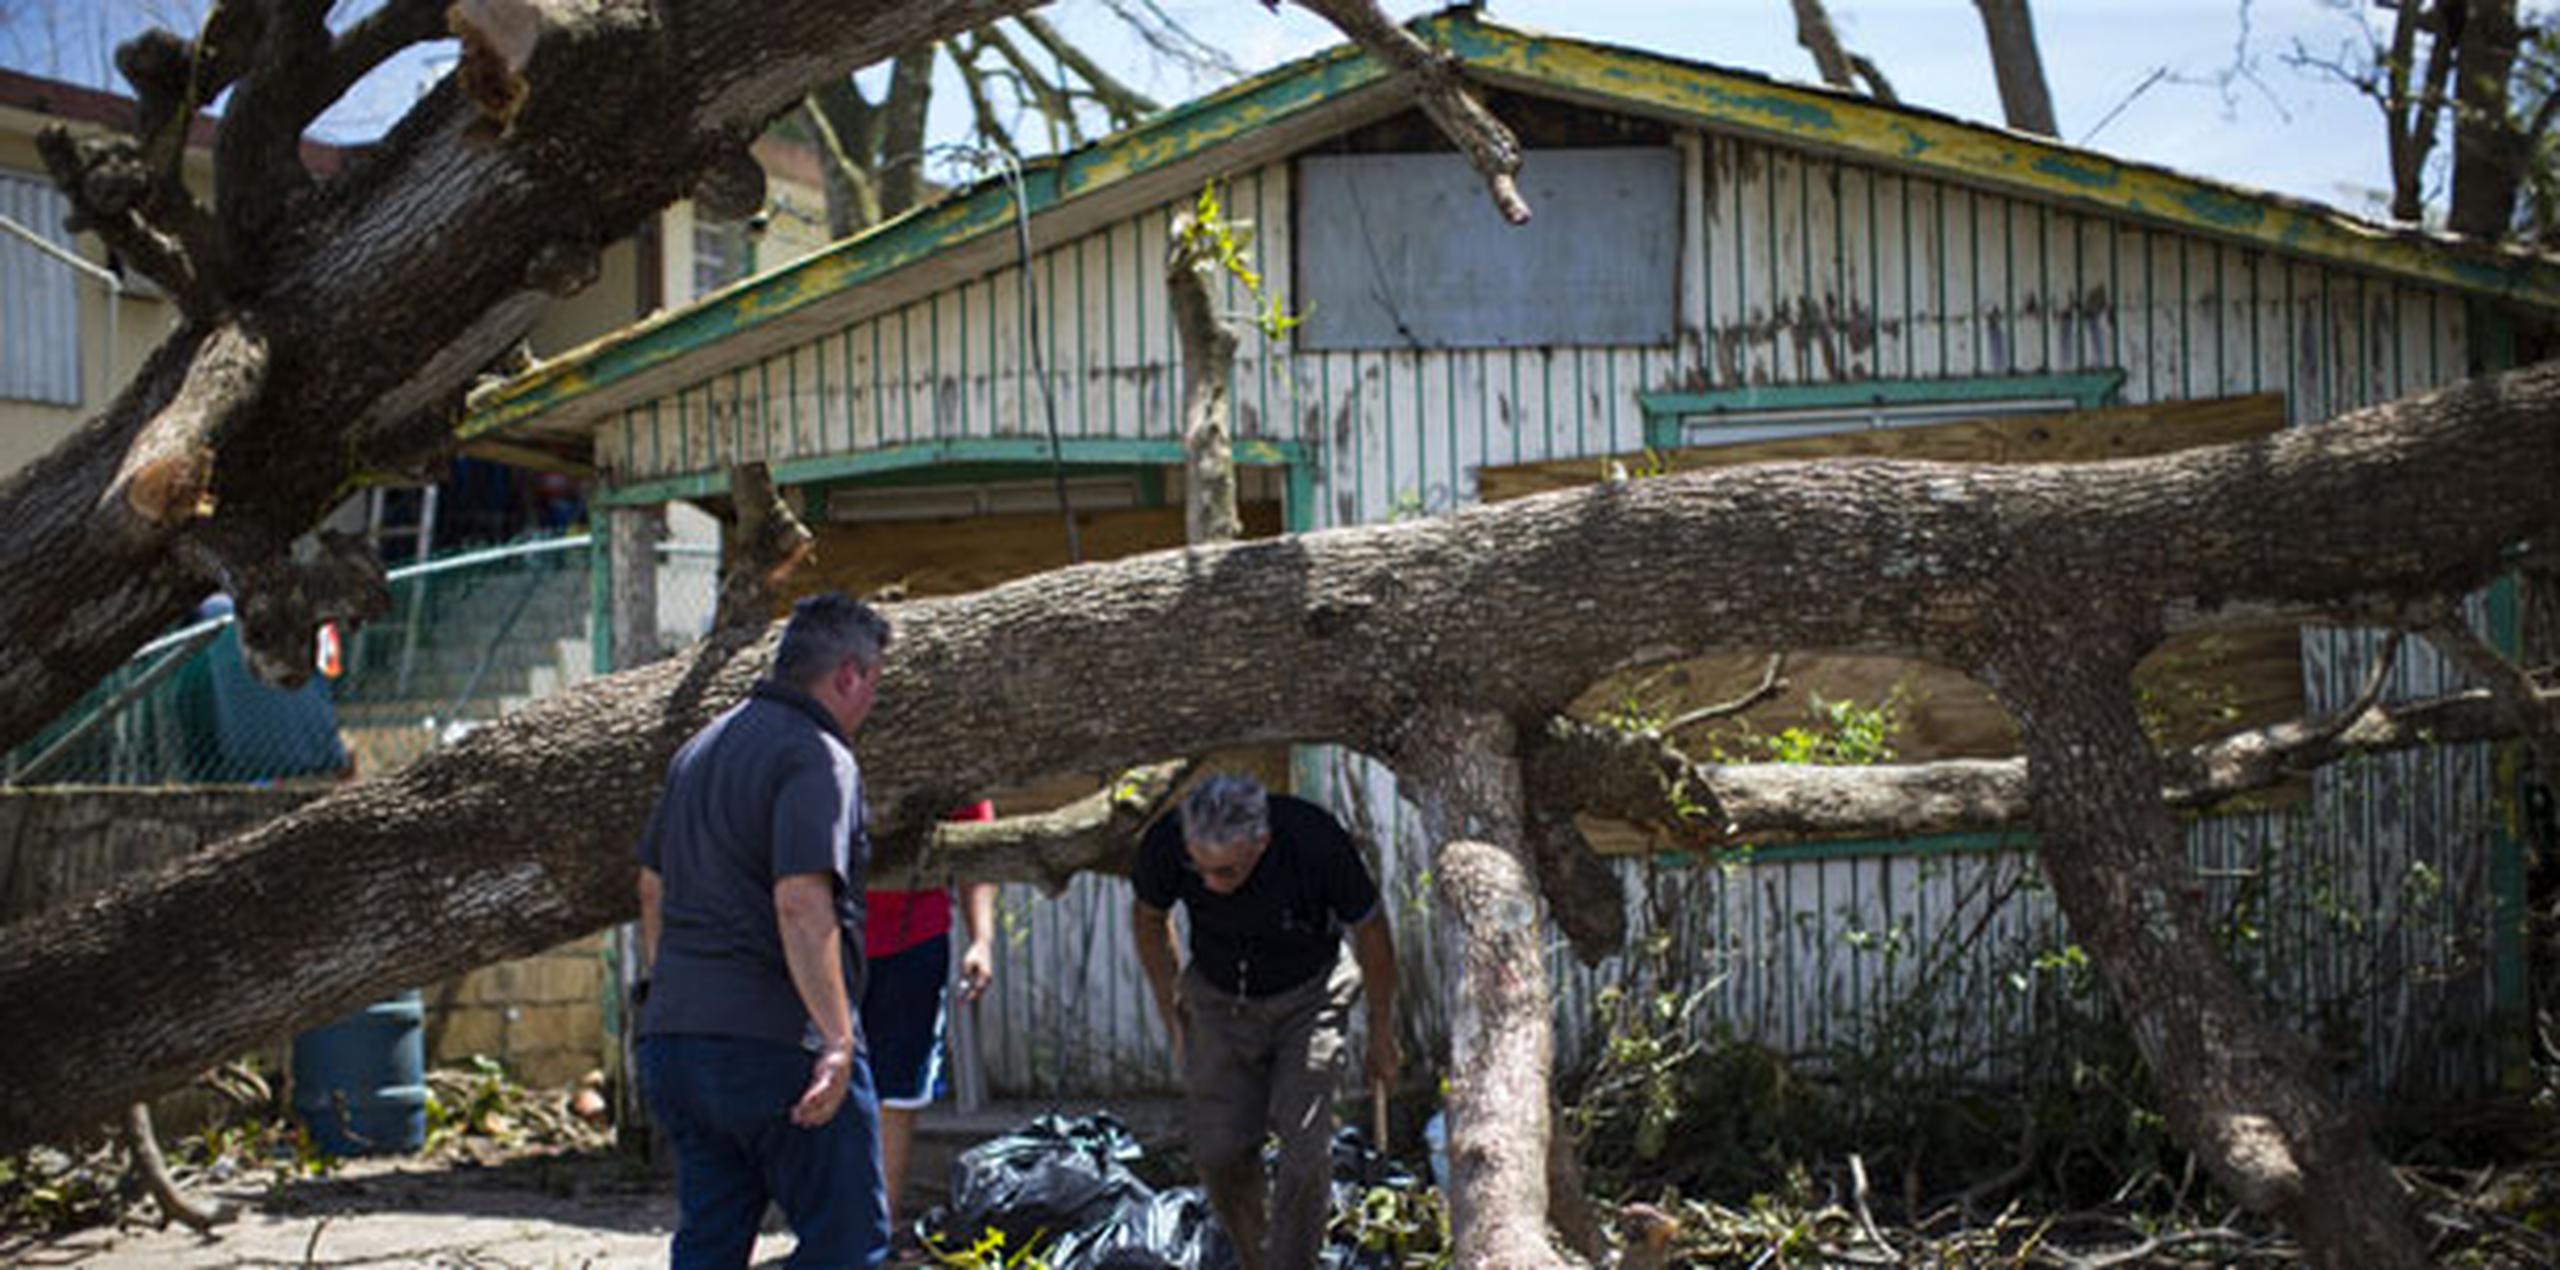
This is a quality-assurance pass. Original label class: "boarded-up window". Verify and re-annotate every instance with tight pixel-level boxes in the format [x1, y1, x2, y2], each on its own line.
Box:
[1, 170, 81, 406]
[1294, 147, 1679, 350]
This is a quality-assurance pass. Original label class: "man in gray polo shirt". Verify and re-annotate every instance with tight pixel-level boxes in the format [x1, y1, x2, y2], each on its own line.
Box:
[636, 593, 892, 1269]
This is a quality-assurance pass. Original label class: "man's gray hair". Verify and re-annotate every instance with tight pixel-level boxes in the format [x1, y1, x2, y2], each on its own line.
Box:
[773, 592, 893, 686]
[1180, 774, 1270, 848]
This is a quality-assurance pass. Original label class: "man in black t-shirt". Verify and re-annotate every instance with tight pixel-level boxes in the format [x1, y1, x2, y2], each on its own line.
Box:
[1130, 774, 1400, 1270]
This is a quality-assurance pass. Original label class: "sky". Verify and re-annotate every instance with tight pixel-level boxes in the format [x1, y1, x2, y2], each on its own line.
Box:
[0, 2, 2412, 220]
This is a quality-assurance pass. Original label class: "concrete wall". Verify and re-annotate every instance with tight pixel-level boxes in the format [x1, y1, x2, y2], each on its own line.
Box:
[425, 935, 611, 1088]
[0, 786, 315, 923]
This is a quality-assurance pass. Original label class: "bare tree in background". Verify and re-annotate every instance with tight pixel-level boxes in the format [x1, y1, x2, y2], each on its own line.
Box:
[799, 4, 1229, 237]
[2290, 1, 2560, 238]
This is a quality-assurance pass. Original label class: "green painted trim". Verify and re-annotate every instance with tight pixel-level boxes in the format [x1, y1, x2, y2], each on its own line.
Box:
[1638, 370, 2125, 449]
[2470, 299, 2520, 375]
[2468, 298, 2529, 1076]
[1433, 15, 2560, 312]
[1284, 461, 1318, 534]
[1136, 467, 1167, 509]
[595, 437, 1305, 507]
[588, 519, 613, 677]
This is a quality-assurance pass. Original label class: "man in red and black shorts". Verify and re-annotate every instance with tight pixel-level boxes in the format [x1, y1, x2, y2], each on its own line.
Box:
[863, 801, 999, 1232]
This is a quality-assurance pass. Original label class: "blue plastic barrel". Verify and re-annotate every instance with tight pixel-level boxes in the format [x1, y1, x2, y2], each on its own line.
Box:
[291, 991, 428, 1156]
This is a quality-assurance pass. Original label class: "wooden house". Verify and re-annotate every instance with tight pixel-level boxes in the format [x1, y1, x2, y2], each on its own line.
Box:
[465, 9, 2556, 1101]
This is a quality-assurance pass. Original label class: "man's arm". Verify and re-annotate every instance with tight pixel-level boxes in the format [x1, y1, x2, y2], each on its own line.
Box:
[1130, 897, 1186, 1070]
[1351, 912, 1401, 1086]
[957, 882, 998, 1003]
[636, 868, 664, 972]
[775, 872, 858, 1127]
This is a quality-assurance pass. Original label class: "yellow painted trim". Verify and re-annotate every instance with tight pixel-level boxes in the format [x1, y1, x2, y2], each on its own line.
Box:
[466, 12, 2560, 446]
[1436, 14, 2560, 307]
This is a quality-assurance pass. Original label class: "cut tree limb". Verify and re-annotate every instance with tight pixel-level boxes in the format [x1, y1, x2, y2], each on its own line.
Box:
[888, 761, 1192, 896]
[2417, 607, 2560, 785]
[103, 321, 267, 535]
[1534, 677, 2543, 865]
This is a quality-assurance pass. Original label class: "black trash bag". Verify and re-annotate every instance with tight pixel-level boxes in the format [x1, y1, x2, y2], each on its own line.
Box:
[917, 1113, 1154, 1258]
[1044, 1185, 1241, 1270]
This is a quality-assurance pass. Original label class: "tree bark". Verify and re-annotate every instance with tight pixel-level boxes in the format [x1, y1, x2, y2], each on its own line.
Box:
[1972, 0, 2058, 137]
[2450, 0, 2528, 238]
[0, 0, 1044, 763]
[1791, 0, 1859, 91]
[713, 461, 813, 630]
[3, 363, 2558, 1265]
[1987, 630, 2425, 1270]
[876, 46, 939, 220]
[1396, 709, 1569, 1268]
[1167, 209, 1243, 545]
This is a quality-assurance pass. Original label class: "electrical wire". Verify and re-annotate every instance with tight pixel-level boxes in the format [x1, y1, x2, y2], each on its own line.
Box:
[938, 143, 1083, 564]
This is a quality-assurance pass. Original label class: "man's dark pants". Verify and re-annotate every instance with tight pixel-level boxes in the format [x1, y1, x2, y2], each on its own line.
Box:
[639, 1033, 889, 1269]
[1179, 953, 1358, 1270]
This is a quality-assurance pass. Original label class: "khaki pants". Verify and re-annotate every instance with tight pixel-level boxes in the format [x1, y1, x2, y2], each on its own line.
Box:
[1178, 952, 1357, 1270]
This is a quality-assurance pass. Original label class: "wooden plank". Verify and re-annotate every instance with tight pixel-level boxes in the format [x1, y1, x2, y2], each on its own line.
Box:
[794, 499, 1282, 603]
[1478, 391, 2286, 503]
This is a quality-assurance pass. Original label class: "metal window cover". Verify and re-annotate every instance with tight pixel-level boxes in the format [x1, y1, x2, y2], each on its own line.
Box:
[1294, 146, 1680, 350]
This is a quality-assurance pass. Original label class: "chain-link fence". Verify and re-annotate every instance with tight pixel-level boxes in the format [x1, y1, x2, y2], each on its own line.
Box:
[3, 535, 721, 787]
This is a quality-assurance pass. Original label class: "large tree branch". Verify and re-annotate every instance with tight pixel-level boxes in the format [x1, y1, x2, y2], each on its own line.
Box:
[1992, 631, 2426, 1269]
[1536, 677, 2542, 858]
[35, 126, 225, 316]
[1288, 0, 1530, 224]
[0, 0, 1044, 754]
[5, 360, 2559, 1151]
[213, 0, 335, 263]
[1397, 709, 1570, 1268]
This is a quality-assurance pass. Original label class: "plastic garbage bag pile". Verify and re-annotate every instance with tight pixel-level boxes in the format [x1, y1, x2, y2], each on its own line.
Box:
[917, 1112, 1430, 1270]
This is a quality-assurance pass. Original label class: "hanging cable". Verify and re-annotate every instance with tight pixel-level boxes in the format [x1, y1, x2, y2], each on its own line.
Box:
[945, 144, 1083, 565]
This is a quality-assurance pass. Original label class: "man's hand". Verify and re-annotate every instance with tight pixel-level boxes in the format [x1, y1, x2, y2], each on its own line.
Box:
[959, 937, 994, 1004]
[1366, 1023, 1402, 1089]
[791, 1044, 854, 1128]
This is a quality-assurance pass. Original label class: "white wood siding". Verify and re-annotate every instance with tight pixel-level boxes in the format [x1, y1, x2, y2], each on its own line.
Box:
[598, 127, 2506, 1101]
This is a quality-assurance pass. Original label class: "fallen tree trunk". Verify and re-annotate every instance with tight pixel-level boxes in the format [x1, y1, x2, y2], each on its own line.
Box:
[3, 362, 2558, 1261]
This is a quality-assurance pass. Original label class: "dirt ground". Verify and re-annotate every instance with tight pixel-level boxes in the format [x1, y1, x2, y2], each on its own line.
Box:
[8, 1147, 696, 1269]
[2, 1100, 1180, 1269]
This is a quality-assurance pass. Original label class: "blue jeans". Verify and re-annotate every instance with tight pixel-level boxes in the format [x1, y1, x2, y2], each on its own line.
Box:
[639, 1034, 888, 1269]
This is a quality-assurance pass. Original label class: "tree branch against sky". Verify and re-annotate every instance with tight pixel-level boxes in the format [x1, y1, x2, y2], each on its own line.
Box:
[0, 2, 2466, 212]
